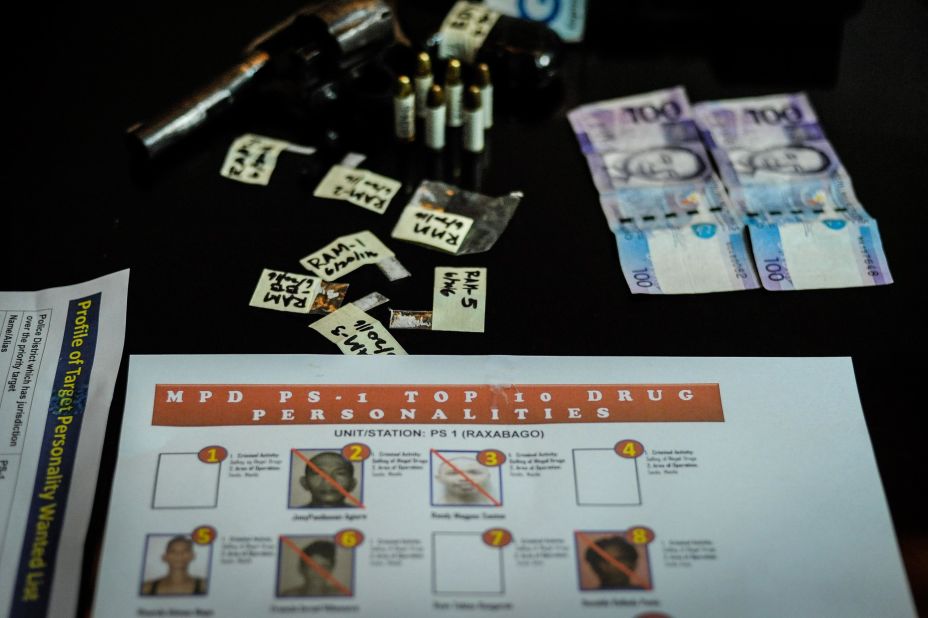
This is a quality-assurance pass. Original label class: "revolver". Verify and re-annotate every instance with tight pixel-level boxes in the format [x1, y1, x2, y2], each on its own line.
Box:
[127, 0, 395, 160]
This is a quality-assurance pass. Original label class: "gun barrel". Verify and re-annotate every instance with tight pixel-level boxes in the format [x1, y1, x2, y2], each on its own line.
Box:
[127, 50, 270, 160]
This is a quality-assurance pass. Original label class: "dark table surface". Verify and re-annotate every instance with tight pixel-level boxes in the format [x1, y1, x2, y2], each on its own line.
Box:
[3, 0, 926, 614]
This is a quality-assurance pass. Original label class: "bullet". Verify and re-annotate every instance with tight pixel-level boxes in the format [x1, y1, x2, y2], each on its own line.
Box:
[463, 86, 484, 153]
[425, 84, 447, 151]
[445, 58, 463, 128]
[476, 63, 493, 129]
[393, 75, 415, 142]
[414, 52, 433, 119]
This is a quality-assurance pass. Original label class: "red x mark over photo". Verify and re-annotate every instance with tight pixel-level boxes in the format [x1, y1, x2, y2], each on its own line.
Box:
[292, 449, 365, 508]
[431, 449, 501, 507]
[281, 536, 352, 596]
[576, 531, 649, 590]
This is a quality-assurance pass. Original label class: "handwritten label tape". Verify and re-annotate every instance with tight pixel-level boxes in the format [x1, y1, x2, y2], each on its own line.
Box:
[301, 231, 395, 281]
[220, 134, 314, 185]
[314, 165, 402, 214]
[249, 269, 321, 314]
[432, 267, 486, 332]
[391, 205, 474, 254]
[439, 1, 502, 63]
[310, 303, 406, 355]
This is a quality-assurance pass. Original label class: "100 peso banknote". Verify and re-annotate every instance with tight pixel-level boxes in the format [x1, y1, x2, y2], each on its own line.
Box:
[694, 94, 892, 291]
[569, 87, 759, 294]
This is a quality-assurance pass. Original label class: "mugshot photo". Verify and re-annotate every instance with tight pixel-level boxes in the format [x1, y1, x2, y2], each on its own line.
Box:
[575, 531, 653, 591]
[430, 450, 503, 507]
[277, 535, 355, 597]
[139, 534, 211, 596]
[289, 448, 364, 509]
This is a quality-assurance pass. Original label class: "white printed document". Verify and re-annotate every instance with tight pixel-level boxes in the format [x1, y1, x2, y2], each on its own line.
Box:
[93, 355, 914, 617]
[0, 270, 129, 617]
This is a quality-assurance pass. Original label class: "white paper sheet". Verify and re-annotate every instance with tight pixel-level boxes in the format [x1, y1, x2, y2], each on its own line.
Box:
[93, 356, 915, 617]
[0, 270, 129, 617]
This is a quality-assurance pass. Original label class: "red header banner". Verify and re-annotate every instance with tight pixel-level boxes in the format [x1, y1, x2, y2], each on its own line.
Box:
[151, 384, 724, 426]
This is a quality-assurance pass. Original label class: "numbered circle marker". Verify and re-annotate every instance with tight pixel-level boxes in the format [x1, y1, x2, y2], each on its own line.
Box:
[476, 449, 506, 467]
[341, 443, 372, 462]
[335, 529, 365, 549]
[482, 528, 513, 548]
[625, 526, 655, 546]
[198, 445, 228, 464]
[191, 525, 217, 545]
[615, 440, 644, 459]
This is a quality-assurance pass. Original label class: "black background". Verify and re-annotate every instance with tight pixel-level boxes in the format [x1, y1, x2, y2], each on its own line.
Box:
[2, 0, 926, 614]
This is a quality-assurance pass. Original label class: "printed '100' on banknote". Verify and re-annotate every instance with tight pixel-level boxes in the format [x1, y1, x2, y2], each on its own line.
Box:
[569, 87, 759, 294]
[694, 94, 892, 291]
